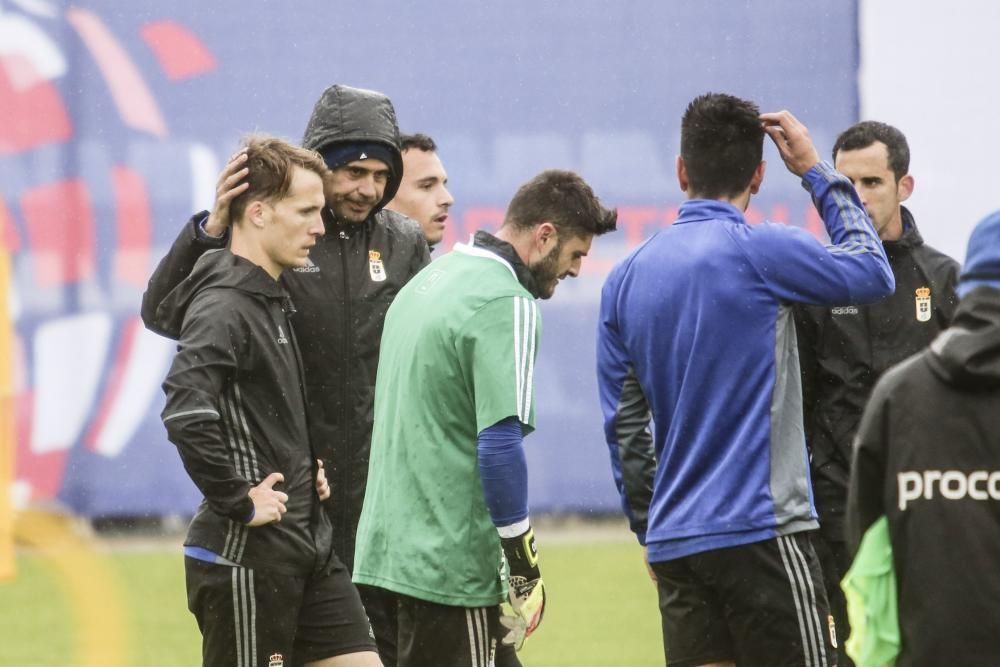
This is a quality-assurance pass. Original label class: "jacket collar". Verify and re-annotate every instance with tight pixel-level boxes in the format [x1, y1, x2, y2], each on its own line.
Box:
[156, 250, 291, 337]
[468, 230, 541, 298]
[883, 206, 924, 251]
[673, 199, 747, 226]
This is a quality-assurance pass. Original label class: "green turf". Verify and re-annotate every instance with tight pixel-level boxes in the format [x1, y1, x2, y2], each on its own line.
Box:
[0, 538, 662, 666]
[0, 555, 74, 666]
[520, 540, 663, 666]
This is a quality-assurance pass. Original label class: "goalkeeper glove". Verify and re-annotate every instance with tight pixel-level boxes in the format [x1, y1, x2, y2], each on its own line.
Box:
[499, 525, 545, 650]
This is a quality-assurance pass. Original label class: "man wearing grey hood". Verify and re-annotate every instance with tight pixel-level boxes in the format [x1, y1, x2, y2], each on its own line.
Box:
[846, 210, 1000, 666]
[142, 85, 430, 582]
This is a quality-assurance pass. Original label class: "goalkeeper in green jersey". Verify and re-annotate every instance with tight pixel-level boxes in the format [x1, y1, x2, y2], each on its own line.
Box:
[353, 170, 617, 666]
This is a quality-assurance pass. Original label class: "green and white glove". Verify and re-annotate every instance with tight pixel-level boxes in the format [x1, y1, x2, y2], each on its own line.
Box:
[499, 525, 546, 650]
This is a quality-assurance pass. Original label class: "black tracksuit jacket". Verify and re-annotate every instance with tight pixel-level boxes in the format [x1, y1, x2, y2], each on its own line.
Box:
[846, 286, 1000, 666]
[143, 85, 430, 570]
[794, 208, 959, 538]
[160, 249, 333, 576]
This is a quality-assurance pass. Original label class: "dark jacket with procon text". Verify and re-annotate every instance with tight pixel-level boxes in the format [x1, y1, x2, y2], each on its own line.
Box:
[794, 207, 959, 538]
[160, 249, 333, 577]
[143, 85, 430, 570]
[847, 286, 1000, 666]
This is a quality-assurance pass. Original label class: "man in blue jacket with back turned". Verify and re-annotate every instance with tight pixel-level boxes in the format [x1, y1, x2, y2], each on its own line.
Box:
[597, 93, 894, 667]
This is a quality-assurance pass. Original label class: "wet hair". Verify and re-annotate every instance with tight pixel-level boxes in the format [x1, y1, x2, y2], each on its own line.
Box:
[400, 133, 437, 153]
[833, 121, 910, 181]
[680, 93, 765, 199]
[503, 169, 617, 238]
[230, 134, 328, 222]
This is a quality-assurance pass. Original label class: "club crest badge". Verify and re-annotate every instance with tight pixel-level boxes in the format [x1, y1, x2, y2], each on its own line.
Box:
[915, 287, 932, 322]
[369, 250, 386, 282]
[269, 654, 284, 667]
[416, 269, 445, 294]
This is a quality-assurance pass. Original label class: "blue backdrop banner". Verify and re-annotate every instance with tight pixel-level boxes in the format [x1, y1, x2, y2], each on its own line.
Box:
[0, 0, 858, 517]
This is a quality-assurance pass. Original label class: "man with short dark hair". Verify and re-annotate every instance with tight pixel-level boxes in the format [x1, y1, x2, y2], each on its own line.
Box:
[354, 170, 617, 666]
[597, 93, 895, 667]
[160, 136, 381, 667]
[386, 133, 454, 249]
[795, 121, 959, 665]
[846, 210, 1000, 666]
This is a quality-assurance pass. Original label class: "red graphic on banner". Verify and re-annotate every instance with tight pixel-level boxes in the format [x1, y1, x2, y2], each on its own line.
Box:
[111, 166, 153, 287]
[67, 7, 169, 138]
[0, 55, 73, 155]
[21, 180, 97, 286]
[141, 20, 217, 81]
[0, 198, 21, 252]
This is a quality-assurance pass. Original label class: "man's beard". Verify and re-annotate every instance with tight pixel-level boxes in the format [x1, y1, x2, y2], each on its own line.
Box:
[528, 238, 563, 300]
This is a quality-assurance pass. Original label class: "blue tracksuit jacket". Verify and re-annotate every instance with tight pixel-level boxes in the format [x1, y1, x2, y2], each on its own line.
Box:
[597, 161, 895, 562]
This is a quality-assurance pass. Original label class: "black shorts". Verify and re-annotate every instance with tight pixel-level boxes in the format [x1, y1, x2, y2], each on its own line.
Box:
[360, 586, 522, 667]
[651, 533, 836, 667]
[185, 557, 377, 667]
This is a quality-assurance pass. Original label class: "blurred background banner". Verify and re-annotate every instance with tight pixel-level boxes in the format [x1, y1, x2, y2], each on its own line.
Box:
[0, 197, 13, 579]
[0, 0, 860, 518]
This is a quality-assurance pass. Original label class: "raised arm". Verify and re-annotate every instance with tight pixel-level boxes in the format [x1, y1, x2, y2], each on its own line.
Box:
[141, 152, 249, 338]
[753, 110, 895, 306]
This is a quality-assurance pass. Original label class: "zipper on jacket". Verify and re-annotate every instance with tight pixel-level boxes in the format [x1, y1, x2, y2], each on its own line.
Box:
[337, 227, 353, 543]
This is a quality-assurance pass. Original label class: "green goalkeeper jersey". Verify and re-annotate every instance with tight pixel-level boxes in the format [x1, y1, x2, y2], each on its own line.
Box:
[353, 241, 541, 607]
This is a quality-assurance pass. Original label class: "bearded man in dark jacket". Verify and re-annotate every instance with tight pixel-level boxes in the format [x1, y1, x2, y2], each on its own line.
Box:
[142, 85, 430, 578]
[793, 121, 959, 665]
[846, 210, 1000, 666]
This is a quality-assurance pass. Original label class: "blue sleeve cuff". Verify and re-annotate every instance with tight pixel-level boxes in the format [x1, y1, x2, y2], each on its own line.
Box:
[478, 416, 529, 529]
[194, 210, 230, 244]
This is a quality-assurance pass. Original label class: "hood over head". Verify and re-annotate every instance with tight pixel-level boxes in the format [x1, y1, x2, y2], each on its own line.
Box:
[928, 287, 1000, 390]
[957, 210, 1000, 298]
[928, 210, 1000, 389]
[154, 249, 287, 338]
[301, 84, 404, 213]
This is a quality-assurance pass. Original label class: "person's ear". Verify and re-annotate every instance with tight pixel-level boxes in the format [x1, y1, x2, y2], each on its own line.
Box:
[535, 222, 557, 251]
[749, 160, 766, 195]
[897, 174, 914, 203]
[676, 156, 689, 192]
[247, 201, 267, 229]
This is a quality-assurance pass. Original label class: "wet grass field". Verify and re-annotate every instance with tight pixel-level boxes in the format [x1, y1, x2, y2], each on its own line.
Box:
[0, 520, 662, 666]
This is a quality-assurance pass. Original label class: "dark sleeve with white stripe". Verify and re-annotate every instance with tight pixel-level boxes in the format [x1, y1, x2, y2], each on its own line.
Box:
[161, 290, 253, 523]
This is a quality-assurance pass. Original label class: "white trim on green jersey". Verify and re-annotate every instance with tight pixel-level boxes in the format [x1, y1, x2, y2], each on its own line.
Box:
[453, 241, 518, 280]
[513, 296, 537, 423]
[353, 245, 542, 607]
